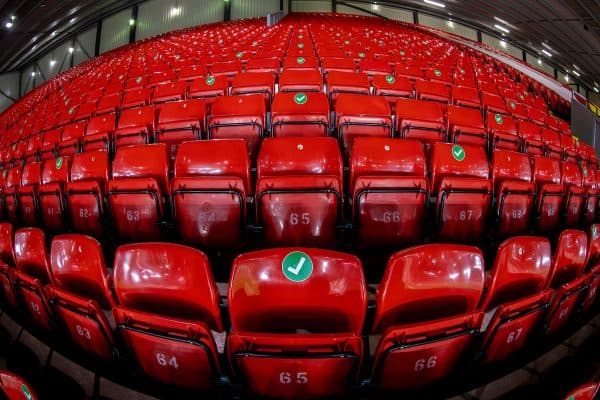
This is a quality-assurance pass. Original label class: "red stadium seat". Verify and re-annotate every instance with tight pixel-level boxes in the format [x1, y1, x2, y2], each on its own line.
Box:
[278, 69, 323, 92]
[430, 143, 492, 242]
[65, 150, 109, 237]
[245, 57, 280, 75]
[581, 166, 599, 225]
[532, 156, 564, 232]
[561, 162, 586, 227]
[0, 223, 17, 308]
[415, 79, 450, 102]
[178, 64, 208, 81]
[487, 113, 520, 152]
[542, 128, 563, 159]
[189, 75, 228, 103]
[231, 72, 276, 105]
[155, 99, 205, 159]
[152, 80, 186, 104]
[481, 92, 507, 115]
[479, 237, 552, 363]
[210, 60, 241, 78]
[18, 161, 42, 226]
[256, 137, 343, 246]
[108, 144, 169, 241]
[582, 224, 600, 313]
[39, 129, 60, 160]
[83, 113, 116, 152]
[545, 230, 588, 335]
[563, 382, 599, 400]
[3, 167, 21, 223]
[38, 156, 70, 231]
[326, 71, 370, 104]
[122, 87, 151, 109]
[0, 371, 38, 400]
[371, 244, 484, 390]
[228, 248, 366, 399]
[24, 135, 42, 163]
[282, 55, 319, 71]
[335, 94, 392, 156]
[447, 105, 487, 147]
[426, 67, 453, 85]
[350, 138, 428, 247]
[491, 150, 535, 236]
[271, 92, 330, 137]
[208, 94, 266, 158]
[321, 57, 356, 75]
[396, 98, 446, 144]
[12, 228, 54, 331]
[96, 92, 121, 115]
[113, 106, 156, 150]
[113, 243, 222, 390]
[172, 139, 250, 248]
[451, 85, 481, 108]
[372, 74, 412, 111]
[519, 121, 544, 156]
[45, 234, 117, 359]
[59, 122, 85, 156]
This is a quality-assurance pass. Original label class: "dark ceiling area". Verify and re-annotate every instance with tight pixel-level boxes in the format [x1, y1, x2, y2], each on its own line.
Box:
[0, 0, 598, 91]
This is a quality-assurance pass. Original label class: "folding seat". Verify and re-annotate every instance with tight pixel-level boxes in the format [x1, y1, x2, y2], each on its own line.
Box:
[172, 139, 250, 248]
[447, 105, 487, 147]
[121, 87, 151, 109]
[371, 244, 484, 390]
[542, 128, 563, 159]
[278, 69, 322, 93]
[3, 167, 21, 223]
[519, 121, 544, 156]
[425, 67, 453, 85]
[546, 115, 561, 131]
[282, 55, 319, 70]
[125, 75, 149, 89]
[178, 64, 208, 81]
[371, 74, 412, 111]
[478, 236, 553, 363]
[147, 70, 175, 86]
[228, 248, 366, 399]
[24, 135, 42, 163]
[271, 92, 329, 137]
[359, 59, 392, 77]
[207, 94, 266, 158]
[581, 224, 600, 313]
[113, 243, 222, 390]
[430, 143, 492, 242]
[189, 75, 228, 104]
[39, 129, 61, 160]
[491, 150, 536, 237]
[0, 371, 38, 400]
[151, 80, 186, 104]
[0, 223, 17, 308]
[396, 98, 446, 144]
[478, 81, 498, 95]
[528, 107, 547, 126]
[335, 94, 392, 156]
[11, 228, 54, 331]
[108, 144, 168, 242]
[563, 382, 599, 400]
[37, 156, 71, 232]
[321, 57, 356, 75]
[506, 99, 529, 120]
[210, 60, 242, 78]
[561, 162, 586, 227]
[562, 134, 579, 163]
[83, 113, 116, 152]
[245, 57, 280, 75]
[95, 93, 121, 116]
[395, 64, 424, 80]
[58, 122, 85, 156]
[415, 79, 450, 103]
[544, 230, 588, 335]
[451, 85, 481, 108]
[532, 156, 564, 232]
[581, 166, 599, 225]
[350, 138, 428, 247]
[11, 140, 26, 162]
[481, 92, 507, 115]
[17, 162, 42, 226]
[256, 137, 343, 246]
[326, 71, 370, 104]
[113, 106, 156, 150]
[487, 112, 520, 152]
[44, 235, 117, 359]
[65, 150, 109, 237]
[155, 99, 206, 159]
[231, 72, 276, 105]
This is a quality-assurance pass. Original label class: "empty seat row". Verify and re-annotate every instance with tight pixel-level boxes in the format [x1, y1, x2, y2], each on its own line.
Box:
[0, 224, 598, 396]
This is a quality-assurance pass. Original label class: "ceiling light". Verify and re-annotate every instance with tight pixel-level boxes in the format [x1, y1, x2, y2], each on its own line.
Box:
[50, 30, 57, 36]
[537, 59, 542, 65]
[49, 60, 56, 67]
[169, 7, 182, 17]
[423, 0, 446, 8]
[447, 20, 454, 28]
[541, 42, 554, 52]
[541, 49, 552, 57]
[70, 17, 76, 24]
[129, 18, 135, 26]
[494, 16, 509, 25]
[372, 3, 380, 11]
[564, 75, 569, 82]
[572, 70, 581, 77]
[494, 24, 510, 34]
[499, 40, 507, 48]
[31, 71, 35, 77]
[594, 87, 599, 93]
[573, 64, 580, 70]
[5, 21, 13, 28]
[68, 47, 74, 53]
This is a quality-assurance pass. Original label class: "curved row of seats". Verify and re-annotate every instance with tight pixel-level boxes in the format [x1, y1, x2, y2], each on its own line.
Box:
[0, 370, 37, 400]
[0, 137, 597, 248]
[0, 222, 598, 396]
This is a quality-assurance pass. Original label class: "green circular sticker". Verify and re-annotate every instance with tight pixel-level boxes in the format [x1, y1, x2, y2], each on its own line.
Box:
[400, 50, 405, 56]
[386, 75, 395, 84]
[495, 113, 503, 125]
[206, 76, 216, 86]
[68, 107, 74, 115]
[136, 76, 142, 84]
[520, 93, 525, 100]
[175, 54, 180, 60]
[426, 51, 431, 56]
[252, 41, 258, 46]
[460, 68, 465, 75]
[510, 101, 516, 109]
[434, 69, 441, 77]
[21, 384, 32, 400]
[294, 93, 308, 105]
[583, 166, 589, 177]
[297, 43, 304, 49]
[282, 251, 313, 282]
[358, 52, 366, 58]
[56, 157, 63, 169]
[593, 225, 599, 240]
[336, 32, 340, 37]
[296, 56, 305, 65]
[236, 51, 243, 58]
[452, 145, 466, 162]
[298, 35, 303, 39]
[344, 40, 350, 45]
[218, 39, 223, 44]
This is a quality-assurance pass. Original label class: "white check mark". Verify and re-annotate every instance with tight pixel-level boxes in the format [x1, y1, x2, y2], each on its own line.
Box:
[287, 257, 306, 275]
[453, 149, 463, 158]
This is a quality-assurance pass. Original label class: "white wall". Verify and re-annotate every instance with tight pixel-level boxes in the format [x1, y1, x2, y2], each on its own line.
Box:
[481, 32, 522, 60]
[232, 0, 279, 20]
[74, 26, 97, 66]
[136, 0, 224, 40]
[0, 73, 19, 114]
[21, 65, 35, 96]
[291, 0, 331, 12]
[38, 42, 71, 83]
[337, 3, 372, 16]
[525, 52, 554, 76]
[378, 5, 412, 23]
[100, 8, 133, 54]
[419, 14, 477, 41]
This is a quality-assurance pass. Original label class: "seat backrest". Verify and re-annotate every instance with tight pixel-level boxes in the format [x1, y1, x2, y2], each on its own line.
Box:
[486, 112, 517, 134]
[157, 99, 206, 130]
[491, 150, 531, 188]
[479, 236, 552, 311]
[586, 224, 600, 270]
[335, 93, 391, 118]
[542, 128, 560, 146]
[257, 137, 342, 180]
[349, 137, 426, 190]
[518, 120, 541, 139]
[42, 156, 70, 185]
[70, 150, 110, 183]
[174, 139, 251, 192]
[50, 234, 115, 309]
[86, 114, 116, 135]
[0, 223, 15, 265]
[447, 105, 484, 129]
[372, 244, 485, 332]
[229, 248, 366, 334]
[396, 98, 444, 122]
[429, 143, 489, 192]
[14, 227, 53, 284]
[113, 243, 221, 330]
[112, 143, 169, 194]
[117, 106, 156, 130]
[532, 156, 561, 185]
[561, 161, 582, 186]
[42, 129, 61, 146]
[547, 229, 588, 289]
[21, 162, 42, 187]
[62, 122, 86, 141]
[5, 167, 21, 189]
[210, 94, 266, 119]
